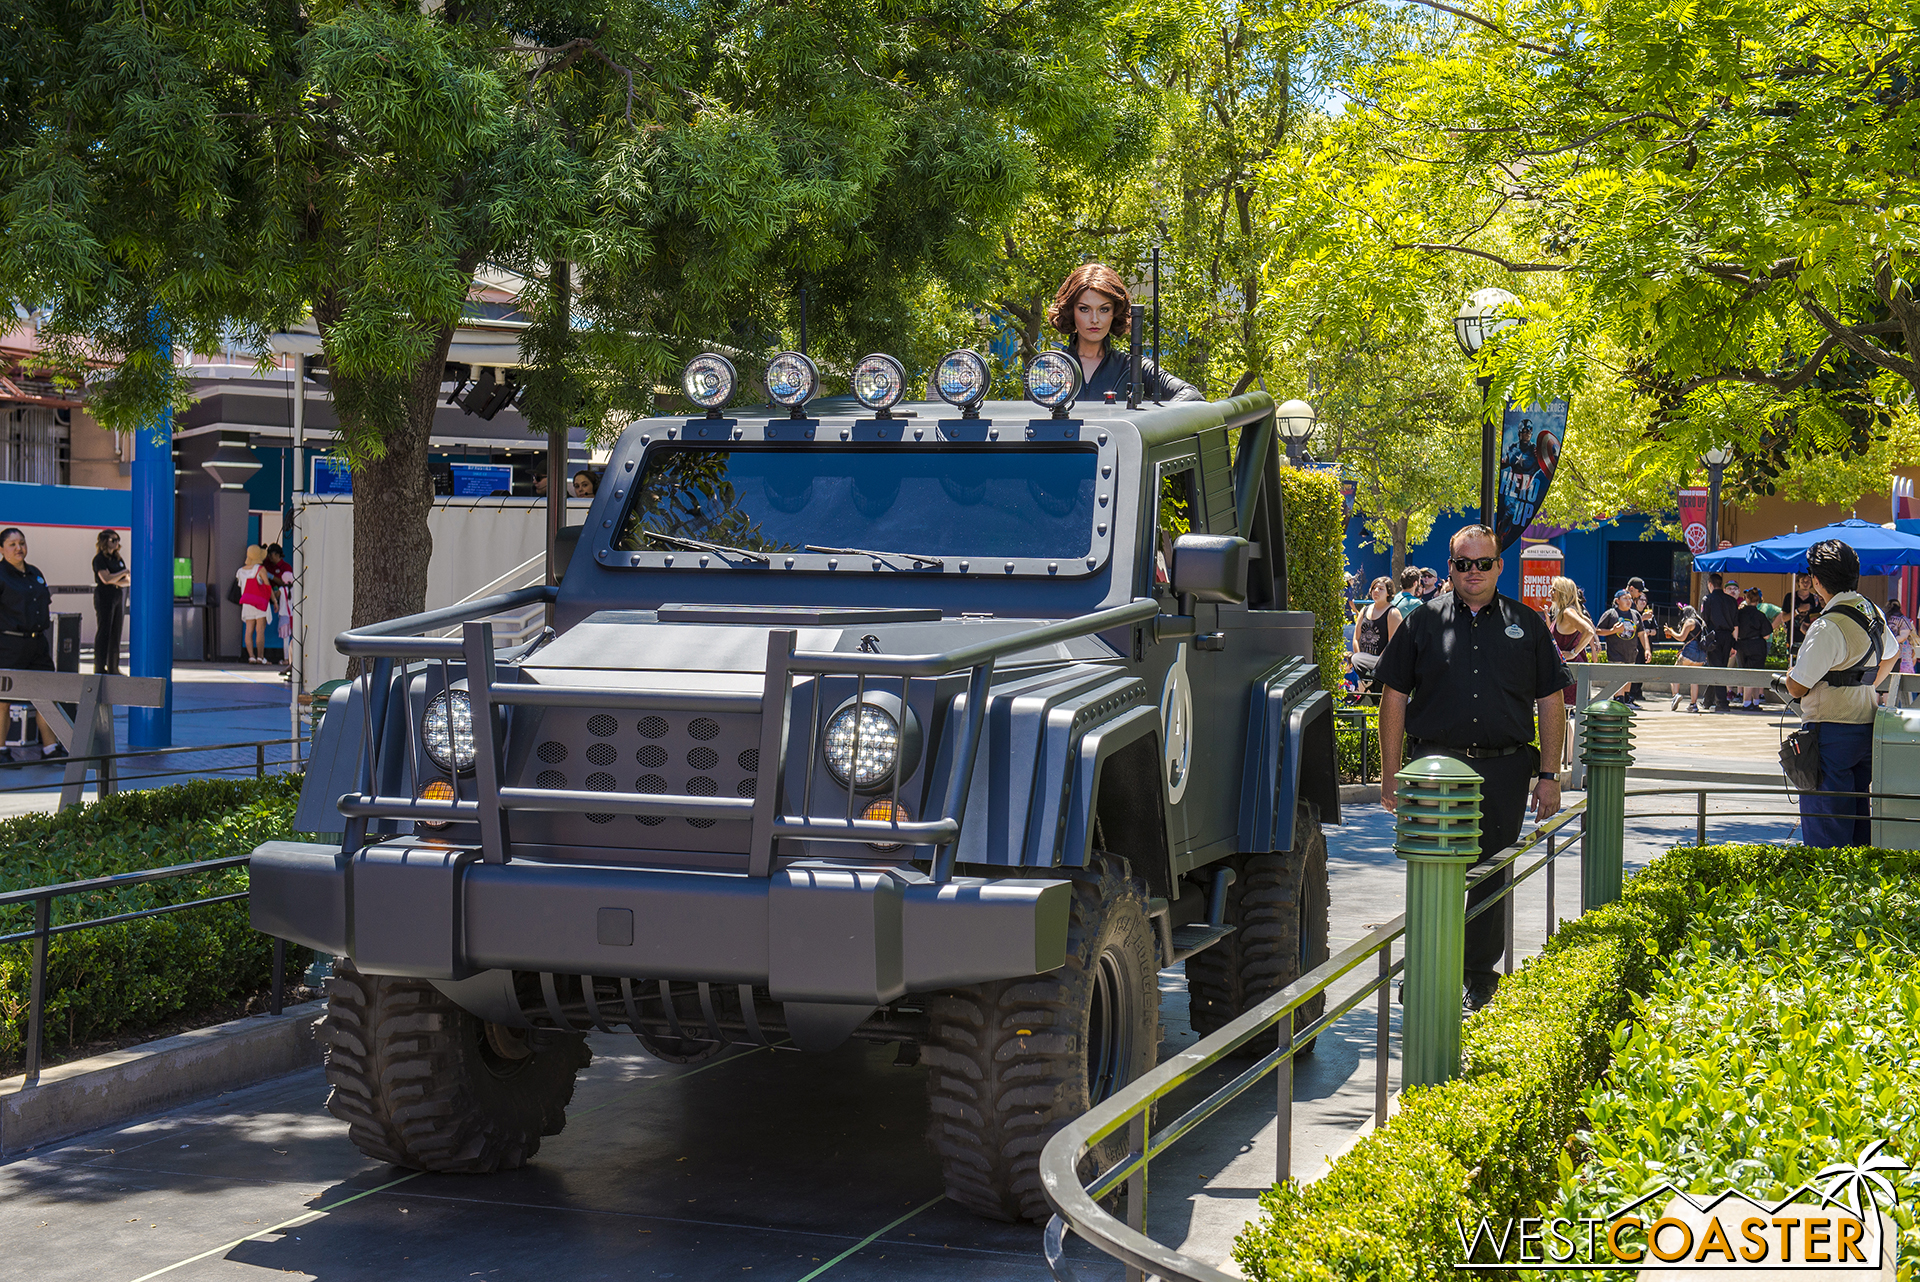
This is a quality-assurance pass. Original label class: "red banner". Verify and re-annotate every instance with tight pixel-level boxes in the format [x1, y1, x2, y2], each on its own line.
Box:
[1678, 487, 1710, 556]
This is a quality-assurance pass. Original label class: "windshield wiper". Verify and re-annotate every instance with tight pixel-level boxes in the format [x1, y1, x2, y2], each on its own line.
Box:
[804, 544, 945, 569]
[643, 531, 770, 565]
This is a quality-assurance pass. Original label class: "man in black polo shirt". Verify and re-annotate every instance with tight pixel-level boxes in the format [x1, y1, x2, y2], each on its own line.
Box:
[1376, 523, 1572, 1010]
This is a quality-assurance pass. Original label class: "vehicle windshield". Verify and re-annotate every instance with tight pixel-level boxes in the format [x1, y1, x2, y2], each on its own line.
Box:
[612, 446, 1098, 561]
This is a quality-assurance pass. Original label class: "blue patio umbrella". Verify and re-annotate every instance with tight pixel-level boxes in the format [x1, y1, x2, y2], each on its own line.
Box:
[1691, 518, 1920, 575]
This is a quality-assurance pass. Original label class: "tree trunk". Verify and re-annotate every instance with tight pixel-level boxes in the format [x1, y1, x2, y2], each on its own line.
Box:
[1391, 516, 1408, 578]
[322, 326, 457, 636]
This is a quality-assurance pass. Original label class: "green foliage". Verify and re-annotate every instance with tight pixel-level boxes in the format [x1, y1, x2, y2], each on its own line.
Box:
[1263, 0, 1920, 508]
[0, 777, 306, 1066]
[1276, 465, 1346, 693]
[1334, 704, 1380, 782]
[1549, 847, 1920, 1275]
[1231, 841, 1801, 1282]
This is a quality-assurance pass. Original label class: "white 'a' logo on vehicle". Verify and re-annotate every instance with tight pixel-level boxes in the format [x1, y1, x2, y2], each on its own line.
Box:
[1161, 642, 1193, 804]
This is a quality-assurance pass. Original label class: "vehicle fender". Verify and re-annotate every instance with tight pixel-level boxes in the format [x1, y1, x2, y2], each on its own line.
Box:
[1062, 704, 1173, 897]
[1237, 659, 1339, 852]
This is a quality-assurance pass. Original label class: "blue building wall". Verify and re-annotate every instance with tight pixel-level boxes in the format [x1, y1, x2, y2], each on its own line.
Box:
[1344, 509, 1680, 613]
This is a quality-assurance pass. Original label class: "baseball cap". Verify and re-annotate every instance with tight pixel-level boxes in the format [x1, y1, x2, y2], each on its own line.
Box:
[1613, 588, 1631, 601]
[1627, 577, 1646, 591]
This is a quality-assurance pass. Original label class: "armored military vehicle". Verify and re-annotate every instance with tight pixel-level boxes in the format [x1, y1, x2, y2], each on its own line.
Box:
[251, 345, 1337, 1222]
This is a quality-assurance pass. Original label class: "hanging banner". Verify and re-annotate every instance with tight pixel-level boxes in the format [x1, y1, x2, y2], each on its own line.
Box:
[1494, 400, 1568, 551]
[1678, 487, 1710, 555]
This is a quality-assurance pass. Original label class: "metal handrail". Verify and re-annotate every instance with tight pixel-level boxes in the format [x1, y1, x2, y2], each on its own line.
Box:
[1, 854, 291, 1088]
[336, 584, 557, 658]
[0, 736, 304, 798]
[1038, 780, 1909, 1282]
[1040, 794, 1591, 1282]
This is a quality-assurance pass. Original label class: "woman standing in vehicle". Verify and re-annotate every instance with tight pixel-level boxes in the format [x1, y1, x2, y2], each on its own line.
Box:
[0, 527, 64, 763]
[1048, 264, 1204, 404]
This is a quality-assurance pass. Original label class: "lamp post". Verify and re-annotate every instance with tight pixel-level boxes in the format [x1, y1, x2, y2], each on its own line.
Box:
[1702, 445, 1731, 554]
[1276, 399, 1315, 466]
[1453, 288, 1521, 528]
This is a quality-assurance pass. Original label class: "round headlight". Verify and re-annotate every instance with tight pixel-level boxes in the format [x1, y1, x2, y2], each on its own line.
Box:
[934, 350, 990, 411]
[765, 350, 819, 409]
[422, 690, 476, 774]
[1025, 351, 1082, 410]
[824, 703, 900, 790]
[682, 354, 737, 412]
[852, 353, 907, 413]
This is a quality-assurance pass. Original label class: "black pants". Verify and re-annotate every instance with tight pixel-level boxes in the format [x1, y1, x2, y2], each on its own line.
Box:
[1703, 644, 1731, 707]
[93, 592, 123, 674]
[1413, 743, 1538, 989]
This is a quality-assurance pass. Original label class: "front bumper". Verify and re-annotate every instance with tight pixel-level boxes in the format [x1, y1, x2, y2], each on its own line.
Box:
[248, 839, 1071, 1005]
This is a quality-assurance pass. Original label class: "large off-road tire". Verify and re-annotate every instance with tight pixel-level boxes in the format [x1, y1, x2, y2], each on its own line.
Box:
[923, 854, 1159, 1223]
[320, 959, 592, 1172]
[1185, 804, 1331, 1049]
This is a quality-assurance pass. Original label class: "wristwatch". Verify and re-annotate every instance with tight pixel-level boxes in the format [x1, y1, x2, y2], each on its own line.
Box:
[1537, 771, 1557, 782]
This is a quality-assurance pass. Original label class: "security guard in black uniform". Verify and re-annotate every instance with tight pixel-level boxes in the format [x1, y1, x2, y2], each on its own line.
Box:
[0, 525, 63, 764]
[1375, 523, 1571, 1010]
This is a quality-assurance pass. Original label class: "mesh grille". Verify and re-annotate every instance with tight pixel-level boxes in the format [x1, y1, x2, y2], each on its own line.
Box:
[584, 770, 616, 824]
[687, 746, 718, 771]
[635, 773, 668, 828]
[688, 717, 720, 741]
[637, 744, 668, 768]
[737, 749, 759, 773]
[536, 769, 567, 789]
[537, 741, 567, 763]
[587, 742, 618, 767]
[686, 775, 717, 828]
[638, 715, 668, 738]
[736, 778, 757, 798]
[587, 714, 618, 738]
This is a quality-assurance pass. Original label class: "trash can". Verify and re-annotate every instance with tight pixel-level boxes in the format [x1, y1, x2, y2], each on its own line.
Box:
[1871, 707, 1920, 850]
[53, 613, 80, 673]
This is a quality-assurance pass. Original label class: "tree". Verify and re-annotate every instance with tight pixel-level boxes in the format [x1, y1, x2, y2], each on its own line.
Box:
[1279, 0, 1918, 495]
[0, 0, 1121, 629]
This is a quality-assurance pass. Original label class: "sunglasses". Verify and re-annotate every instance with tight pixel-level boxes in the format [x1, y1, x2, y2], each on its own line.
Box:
[1449, 556, 1497, 573]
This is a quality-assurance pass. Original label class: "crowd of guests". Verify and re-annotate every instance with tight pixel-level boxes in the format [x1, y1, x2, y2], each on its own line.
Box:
[1347, 564, 1917, 712]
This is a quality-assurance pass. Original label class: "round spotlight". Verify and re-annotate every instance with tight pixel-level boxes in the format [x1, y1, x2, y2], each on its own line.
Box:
[1024, 351, 1082, 413]
[934, 350, 990, 413]
[681, 354, 736, 414]
[852, 353, 907, 414]
[765, 351, 820, 411]
[861, 798, 912, 852]
[824, 703, 900, 790]
[422, 690, 475, 775]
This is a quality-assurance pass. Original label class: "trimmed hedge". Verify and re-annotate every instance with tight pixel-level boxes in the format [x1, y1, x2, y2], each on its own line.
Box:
[1276, 466, 1347, 694]
[1232, 842, 1805, 1282]
[1552, 848, 1920, 1245]
[0, 776, 306, 1067]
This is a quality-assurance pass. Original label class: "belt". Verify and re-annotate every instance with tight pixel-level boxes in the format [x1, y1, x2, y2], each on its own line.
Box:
[1408, 740, 1525, 759]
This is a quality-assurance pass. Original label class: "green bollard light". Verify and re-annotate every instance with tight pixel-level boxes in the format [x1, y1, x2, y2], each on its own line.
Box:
[1394, 754, 1483, 1088]
[1580, 699, 1635, 911]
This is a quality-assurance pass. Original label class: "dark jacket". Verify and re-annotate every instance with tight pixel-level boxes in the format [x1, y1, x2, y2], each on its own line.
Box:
[1074, 346, 1203, 406]
[1701, 590, 1739, 648]
[0, 559, 52, 634]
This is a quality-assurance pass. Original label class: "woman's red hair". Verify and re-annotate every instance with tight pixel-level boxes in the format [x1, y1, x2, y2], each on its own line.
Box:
[1047, 263, 1131, 341]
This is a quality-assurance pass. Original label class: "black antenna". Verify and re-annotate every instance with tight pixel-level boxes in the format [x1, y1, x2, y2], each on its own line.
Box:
[1152, 247, 1162, 375]
[798, 278, 808, 356]
[1128, 304, 1145, 409]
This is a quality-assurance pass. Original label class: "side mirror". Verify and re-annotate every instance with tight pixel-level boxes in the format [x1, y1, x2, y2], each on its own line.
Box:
[1170, 534, 1250, 604]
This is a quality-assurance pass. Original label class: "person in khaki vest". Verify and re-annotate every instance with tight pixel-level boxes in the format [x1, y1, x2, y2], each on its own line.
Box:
[1783, 539, 1897, 847]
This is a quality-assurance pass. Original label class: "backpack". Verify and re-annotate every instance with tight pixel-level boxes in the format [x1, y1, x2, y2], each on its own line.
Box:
[1818, 602, 1884, 688]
